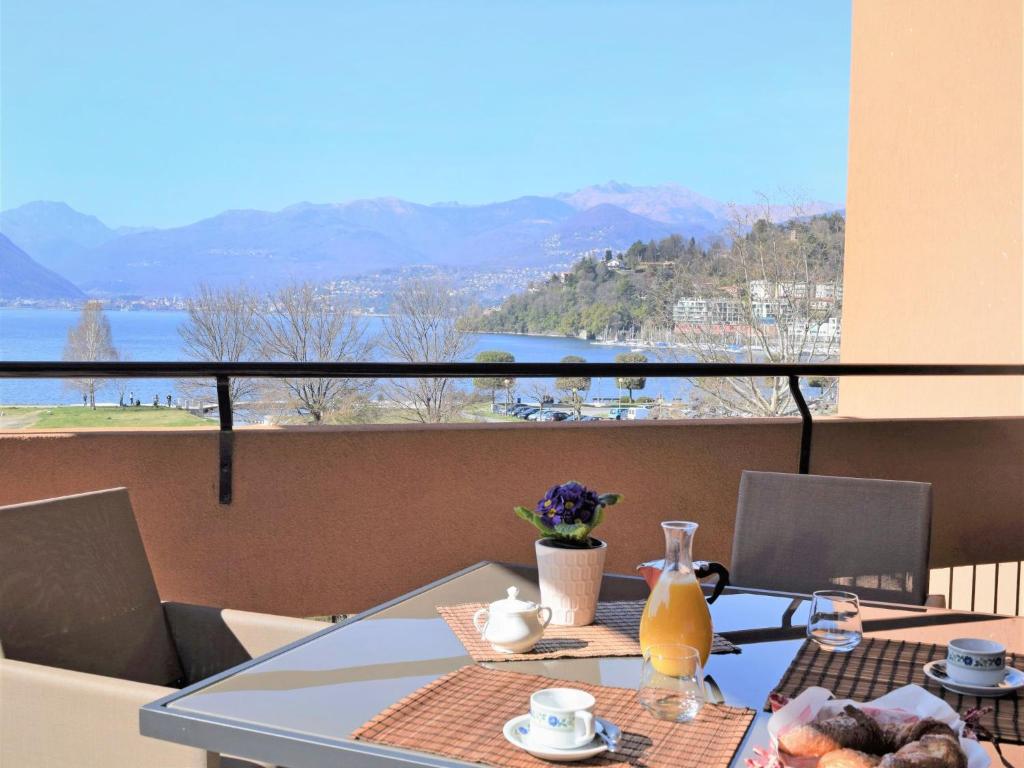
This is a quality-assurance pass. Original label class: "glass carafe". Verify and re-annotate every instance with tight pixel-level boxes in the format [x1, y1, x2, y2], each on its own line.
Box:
[639, 521, 714, 668]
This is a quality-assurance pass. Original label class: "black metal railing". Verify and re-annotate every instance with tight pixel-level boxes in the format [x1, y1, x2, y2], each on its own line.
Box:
[2, 361, 1022, 504]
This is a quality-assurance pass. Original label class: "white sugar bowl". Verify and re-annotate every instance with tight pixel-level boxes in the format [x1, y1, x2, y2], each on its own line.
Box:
[473, 586, 553, 654]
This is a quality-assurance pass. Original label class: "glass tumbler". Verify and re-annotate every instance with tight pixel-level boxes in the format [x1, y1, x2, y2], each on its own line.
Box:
[808, 590, 863, 652]
[637, 643, 706, 722]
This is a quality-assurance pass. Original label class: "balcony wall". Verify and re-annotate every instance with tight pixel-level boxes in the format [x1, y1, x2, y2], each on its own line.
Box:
[0, 417, 1021, 617]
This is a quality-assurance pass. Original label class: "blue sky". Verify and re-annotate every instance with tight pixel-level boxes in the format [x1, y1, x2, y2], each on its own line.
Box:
[1, 1, 851, 228]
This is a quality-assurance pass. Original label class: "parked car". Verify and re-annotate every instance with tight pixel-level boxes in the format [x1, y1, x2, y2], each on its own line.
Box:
[536, 411, 569, 422]
[510, 405, 533, 417]
[519, 407, 540, 419]
[608, 407, 628, 420]
[626, 407, 651, 420]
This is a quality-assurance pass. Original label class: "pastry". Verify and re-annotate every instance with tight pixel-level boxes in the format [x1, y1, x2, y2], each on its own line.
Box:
[779, 707, 886, 757]
[878, 733, 966, 768]
[882, 719, 958, 753]
[819, 749, 882, 768]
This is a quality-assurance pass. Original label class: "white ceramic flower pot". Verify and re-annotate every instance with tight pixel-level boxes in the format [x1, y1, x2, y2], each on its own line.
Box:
[535, 537, 607, 626]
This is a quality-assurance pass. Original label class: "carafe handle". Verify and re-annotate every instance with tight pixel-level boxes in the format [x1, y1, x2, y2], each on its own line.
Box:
[695, 560, 730, 604]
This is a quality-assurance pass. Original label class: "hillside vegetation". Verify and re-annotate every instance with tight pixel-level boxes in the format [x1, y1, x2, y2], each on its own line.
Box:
[467, 213, 845, 338]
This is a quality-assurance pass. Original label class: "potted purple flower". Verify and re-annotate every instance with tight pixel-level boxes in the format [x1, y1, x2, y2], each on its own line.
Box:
[515, 482, 622, 626]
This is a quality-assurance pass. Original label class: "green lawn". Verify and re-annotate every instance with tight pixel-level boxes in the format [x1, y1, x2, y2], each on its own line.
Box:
[0, 405, 214, 429]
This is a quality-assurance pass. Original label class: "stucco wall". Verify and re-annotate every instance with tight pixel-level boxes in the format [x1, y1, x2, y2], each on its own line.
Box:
[840, 0, 1024, 416]
[1, 418, 1021, 616]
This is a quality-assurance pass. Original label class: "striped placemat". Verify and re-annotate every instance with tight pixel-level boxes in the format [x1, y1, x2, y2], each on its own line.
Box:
[352, 665, 755, 768]
[438, 600, 739, 662]
[769, 638, 1023, 744]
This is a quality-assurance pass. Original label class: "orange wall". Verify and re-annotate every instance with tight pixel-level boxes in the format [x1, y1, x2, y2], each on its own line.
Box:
[1, 419, 1021, 616]
[840, 0, 1024, 416]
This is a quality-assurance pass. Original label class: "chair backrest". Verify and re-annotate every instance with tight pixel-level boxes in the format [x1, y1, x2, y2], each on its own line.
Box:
[730, 471, 933, 604]
[0, 488, 185, 686]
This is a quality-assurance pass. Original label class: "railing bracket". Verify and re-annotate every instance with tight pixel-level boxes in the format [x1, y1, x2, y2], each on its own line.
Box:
[216, 376, 233, 504]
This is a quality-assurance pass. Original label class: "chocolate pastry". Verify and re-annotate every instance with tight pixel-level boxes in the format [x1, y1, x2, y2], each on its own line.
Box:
[878, 733, 967, 768]
[882, 719, 958, 753]
[779, 707, 886, 757]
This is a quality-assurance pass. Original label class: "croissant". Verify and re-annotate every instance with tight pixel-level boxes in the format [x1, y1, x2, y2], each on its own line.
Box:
[819, 749, 882, 768]
[878, 733, 966, 768]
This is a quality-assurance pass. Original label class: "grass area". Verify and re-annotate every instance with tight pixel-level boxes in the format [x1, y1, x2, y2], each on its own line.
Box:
[0, 405, 214, 429]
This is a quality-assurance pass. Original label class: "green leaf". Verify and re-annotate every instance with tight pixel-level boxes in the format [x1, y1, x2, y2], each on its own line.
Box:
[598, 493, 623, 507]
[516, 505, 556, 537]
[554, 522, 592, 541]
[590, 505, 604, 530]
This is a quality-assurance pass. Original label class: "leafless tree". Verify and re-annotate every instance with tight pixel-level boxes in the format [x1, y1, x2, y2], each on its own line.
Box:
[664, 199, 843, 416]
[380, 278, 472, 422]
[63, 301, 119, 408]
[258, 283, 374, 423]
[178, 284, 261, 407]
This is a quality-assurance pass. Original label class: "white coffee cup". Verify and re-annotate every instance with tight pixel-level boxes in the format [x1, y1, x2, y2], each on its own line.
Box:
[946, 638, 1006, 686]
[529, 688, 596, 750]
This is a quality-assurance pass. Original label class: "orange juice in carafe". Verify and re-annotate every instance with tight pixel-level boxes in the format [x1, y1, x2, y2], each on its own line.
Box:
[638, 521, 714, 672]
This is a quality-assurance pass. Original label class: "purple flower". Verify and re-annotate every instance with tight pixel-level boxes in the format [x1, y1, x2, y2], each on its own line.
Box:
[534, 481, 601, 528]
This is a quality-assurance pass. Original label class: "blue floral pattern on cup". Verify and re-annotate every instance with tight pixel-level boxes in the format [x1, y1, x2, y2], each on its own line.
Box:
[531, 711, 571, 730]
[948, 650, 1004, 669]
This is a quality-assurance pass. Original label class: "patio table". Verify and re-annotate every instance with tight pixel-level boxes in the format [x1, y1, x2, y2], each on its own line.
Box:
[141, 561, 1023, 768]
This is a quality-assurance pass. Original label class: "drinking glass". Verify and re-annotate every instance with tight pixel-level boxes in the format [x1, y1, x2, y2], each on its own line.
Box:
[808, 590, 863, 652]
[637, 643, 705, 722]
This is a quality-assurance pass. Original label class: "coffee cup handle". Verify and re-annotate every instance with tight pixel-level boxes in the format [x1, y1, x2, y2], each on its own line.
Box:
[574, 711, 595, 745]
[472, 608, 489, 636]
[537, 606, 553, 628]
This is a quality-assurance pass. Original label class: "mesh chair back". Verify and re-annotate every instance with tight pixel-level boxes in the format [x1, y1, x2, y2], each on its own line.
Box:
[0, 488, 185, 686]
[730, 471, 932, 604]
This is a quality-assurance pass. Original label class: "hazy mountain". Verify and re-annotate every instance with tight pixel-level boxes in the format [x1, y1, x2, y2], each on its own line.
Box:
[0, 183, 840, 297]
[0, 233, 85, 300]
[559, 181, 837, 228]
[0, 201, 117, 276]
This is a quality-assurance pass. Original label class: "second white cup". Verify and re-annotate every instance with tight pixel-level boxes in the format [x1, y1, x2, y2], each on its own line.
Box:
[529, 688, 596, 750]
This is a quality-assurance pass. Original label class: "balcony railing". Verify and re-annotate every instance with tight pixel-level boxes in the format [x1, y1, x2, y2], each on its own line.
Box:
[2, 360, 1021, 503]
[2, 359, 1022, 617]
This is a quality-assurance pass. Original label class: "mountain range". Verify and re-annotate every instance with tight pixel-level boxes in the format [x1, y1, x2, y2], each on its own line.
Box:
[0, 233, 85, 300]
[0, 183, 838, 299]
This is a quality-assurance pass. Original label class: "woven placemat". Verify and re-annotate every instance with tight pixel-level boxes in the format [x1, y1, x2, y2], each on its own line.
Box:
[352, 664, 755, 768]
[438, 600, 739, 662]
[768, 638, 1023, 744]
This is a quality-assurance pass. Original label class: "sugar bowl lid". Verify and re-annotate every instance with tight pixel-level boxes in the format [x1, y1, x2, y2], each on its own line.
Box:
[489, 586, 538, 614]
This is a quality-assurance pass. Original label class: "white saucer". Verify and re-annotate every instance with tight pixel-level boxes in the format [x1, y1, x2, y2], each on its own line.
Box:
[502, 714, 609, 762]
[923, 660, 1024, 697]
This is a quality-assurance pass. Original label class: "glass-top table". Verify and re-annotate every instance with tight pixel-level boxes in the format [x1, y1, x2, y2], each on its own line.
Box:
[141, 561, 1022, 767]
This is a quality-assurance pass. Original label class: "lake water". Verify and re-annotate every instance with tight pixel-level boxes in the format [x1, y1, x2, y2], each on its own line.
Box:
[0, 308, 695, 405]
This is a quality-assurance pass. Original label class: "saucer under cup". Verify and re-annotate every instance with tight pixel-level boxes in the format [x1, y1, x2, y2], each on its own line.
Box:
[503, 714, 607, 763]
[924, 659, 1024, 697]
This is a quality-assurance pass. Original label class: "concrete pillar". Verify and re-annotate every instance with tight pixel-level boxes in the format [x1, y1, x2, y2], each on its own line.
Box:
[839, 0, 1024, 417]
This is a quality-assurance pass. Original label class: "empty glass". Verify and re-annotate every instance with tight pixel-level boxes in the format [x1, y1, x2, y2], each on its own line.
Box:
[808, 590, 863, 652]
[637, 643, 705, 722]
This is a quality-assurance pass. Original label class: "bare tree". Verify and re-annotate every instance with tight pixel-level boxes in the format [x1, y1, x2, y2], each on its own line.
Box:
[178, 284, 261, 407]
[555, 355, 591, 418]
[258, 283, 374, 423]
[63, 301, 119, 408]
[667, 199, 843, 416]
[381, 278, 471, 422]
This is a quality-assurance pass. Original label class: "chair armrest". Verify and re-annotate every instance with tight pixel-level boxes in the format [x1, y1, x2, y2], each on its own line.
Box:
[164, 603, 325, 684]
[0, 657, 207, 768]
